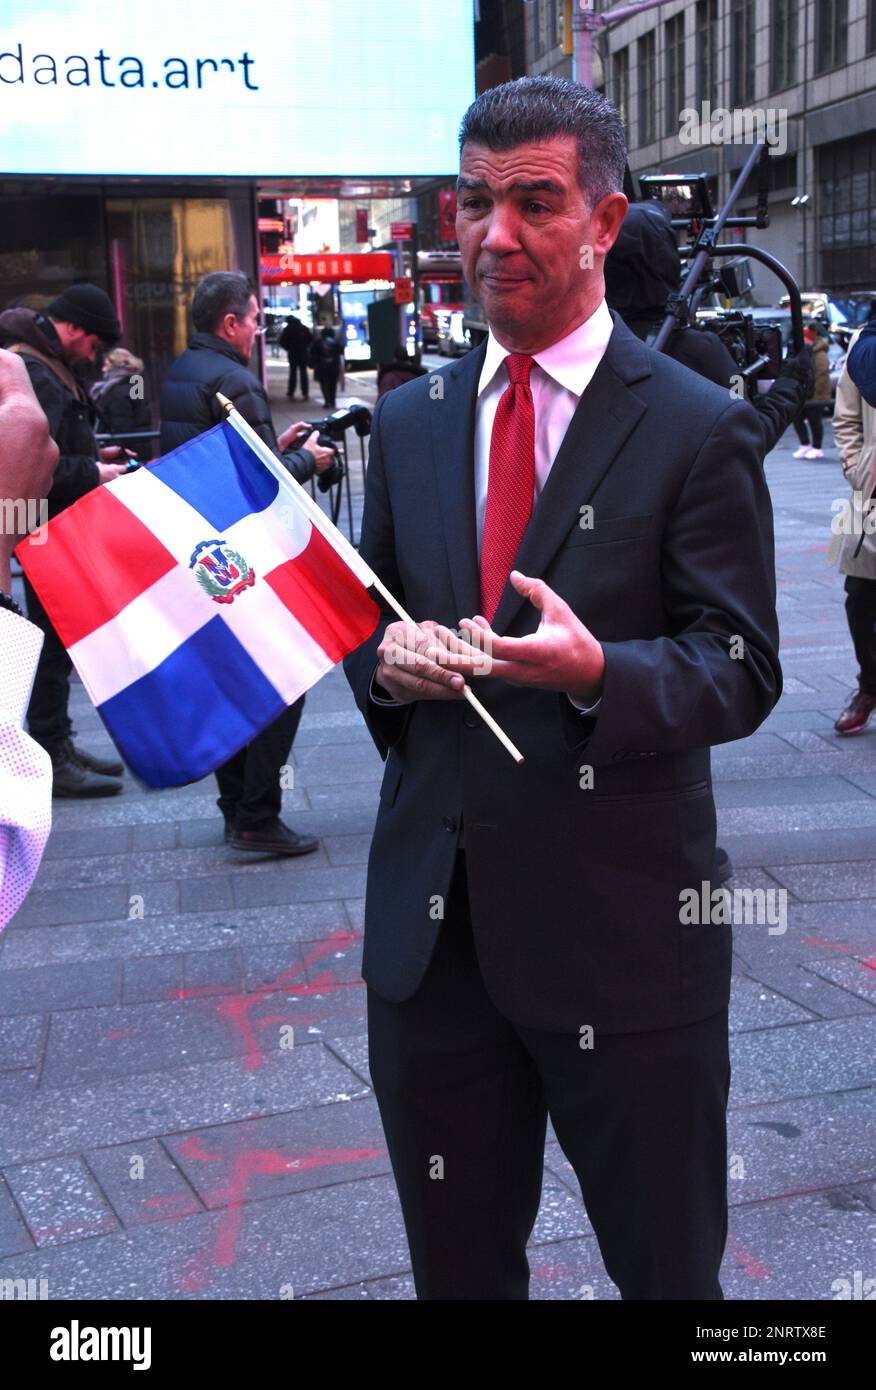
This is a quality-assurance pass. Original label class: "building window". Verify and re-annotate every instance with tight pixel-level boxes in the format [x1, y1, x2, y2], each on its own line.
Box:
[815, 0, 848, 72]
[817, 134, 876, 287]
[771, 0, 798, 88]
[731, 0, 756, 105]
[696, 0, 720, 107]
[534, 0, 557, 59]
[638, 29, 657, 146]
[732, 152, 799, 198]
[613, 46, 630, 133]
[695, 0, 720, 106]
[869, 0, 876, 53]
[664, 13, 685, 135]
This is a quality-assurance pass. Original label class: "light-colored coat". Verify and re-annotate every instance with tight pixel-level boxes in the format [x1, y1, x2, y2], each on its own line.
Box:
[833, 327, 876, 580]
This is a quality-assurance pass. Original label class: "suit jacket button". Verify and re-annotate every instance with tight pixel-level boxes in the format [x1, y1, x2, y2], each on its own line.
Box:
[463, 710, 479, 728]
[442, 816, 457, 832]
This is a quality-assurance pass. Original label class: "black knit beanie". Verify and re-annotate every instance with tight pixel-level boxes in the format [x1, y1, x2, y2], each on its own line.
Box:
[47, 284, 121, 345]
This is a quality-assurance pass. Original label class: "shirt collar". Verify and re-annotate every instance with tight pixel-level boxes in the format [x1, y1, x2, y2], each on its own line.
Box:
[478, 299, 614, 398]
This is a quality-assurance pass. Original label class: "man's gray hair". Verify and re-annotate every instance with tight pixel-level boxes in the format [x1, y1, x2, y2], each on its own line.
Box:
[458, 75, 627, 210]
[192, 271, 254, 333]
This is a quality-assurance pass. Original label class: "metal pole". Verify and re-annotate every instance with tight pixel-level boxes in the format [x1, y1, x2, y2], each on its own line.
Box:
[411, 221, 420, 359]
[652, 141, 767, 353]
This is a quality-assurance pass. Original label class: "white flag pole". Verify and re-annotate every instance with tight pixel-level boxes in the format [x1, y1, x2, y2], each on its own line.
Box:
[216, 394, 524, 764]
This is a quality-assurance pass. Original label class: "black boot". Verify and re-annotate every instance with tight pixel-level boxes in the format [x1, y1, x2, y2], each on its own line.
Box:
[48, 743, 122, 798]
[65, 736, 124, 779]
[228, 818, 318, 856]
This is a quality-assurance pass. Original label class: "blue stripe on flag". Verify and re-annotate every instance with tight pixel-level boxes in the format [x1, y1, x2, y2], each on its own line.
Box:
[154, 421, 279, 531]
[98, 615, 287, 787]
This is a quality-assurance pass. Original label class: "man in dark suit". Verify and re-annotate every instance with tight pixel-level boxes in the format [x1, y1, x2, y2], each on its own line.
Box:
[344, 76, 782, 1300]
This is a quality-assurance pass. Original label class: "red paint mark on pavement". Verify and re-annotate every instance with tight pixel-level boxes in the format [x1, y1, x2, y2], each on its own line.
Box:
[169, 931, 360, 1071]
[172, 1127, 383, 1288]
[530, 1261, 572, 1280]
[727, 1233, 770, 1278]
[803, 936, 876, 974]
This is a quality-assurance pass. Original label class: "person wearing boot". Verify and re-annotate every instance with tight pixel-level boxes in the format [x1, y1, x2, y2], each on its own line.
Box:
[160, 271, 337, 856]
[0, 284, 129, 796]
[832, 315, 876, 734]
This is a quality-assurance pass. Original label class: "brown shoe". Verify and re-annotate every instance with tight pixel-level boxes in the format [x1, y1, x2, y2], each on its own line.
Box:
[835, 689, 876, 734]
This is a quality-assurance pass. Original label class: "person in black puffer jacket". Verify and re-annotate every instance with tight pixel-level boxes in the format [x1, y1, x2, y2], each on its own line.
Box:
[159, 272, 335, 482]
[159, 271, 336, 860]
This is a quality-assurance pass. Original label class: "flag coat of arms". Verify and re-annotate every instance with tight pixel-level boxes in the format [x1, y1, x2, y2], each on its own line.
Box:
[17, 418, 380, 787]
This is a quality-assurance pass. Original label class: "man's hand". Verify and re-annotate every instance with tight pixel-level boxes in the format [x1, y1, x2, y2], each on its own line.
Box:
[0, 348, 58, 587]
[277, 421, 335, 472]
[99, 445, 133, 463]
[453, 571, 606, 702]
[97, 461, 128, 484]
[374, 619, 467, 704]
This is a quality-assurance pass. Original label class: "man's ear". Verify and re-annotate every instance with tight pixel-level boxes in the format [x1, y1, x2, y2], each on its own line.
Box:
[593, 192, 629, 255]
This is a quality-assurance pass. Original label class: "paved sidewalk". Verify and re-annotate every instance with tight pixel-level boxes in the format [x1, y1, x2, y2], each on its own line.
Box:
[0, 404, 874, 1300]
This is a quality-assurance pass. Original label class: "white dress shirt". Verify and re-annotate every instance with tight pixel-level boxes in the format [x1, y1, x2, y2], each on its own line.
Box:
[475, 298, 613, 714]
[370, 299, 614, 715]
[0, 606, 52, 930]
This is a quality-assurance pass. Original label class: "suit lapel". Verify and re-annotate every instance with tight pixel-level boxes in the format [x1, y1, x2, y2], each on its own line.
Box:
[491, 315, 652, 635]
[429, 340, 487, 623]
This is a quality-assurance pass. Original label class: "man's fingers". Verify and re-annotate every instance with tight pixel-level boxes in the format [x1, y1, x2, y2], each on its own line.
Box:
[376, 653, 465, 700]
[377, 664, 465, 701]
[509, 570, 570, 620]
[377, 622, 467, 698]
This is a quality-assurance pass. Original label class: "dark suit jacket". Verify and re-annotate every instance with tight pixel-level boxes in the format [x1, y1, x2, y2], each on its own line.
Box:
[344, 312, 782, 1034]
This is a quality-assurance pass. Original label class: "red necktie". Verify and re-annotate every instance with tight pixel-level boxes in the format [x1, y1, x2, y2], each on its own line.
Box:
[480, 352, 535, 623]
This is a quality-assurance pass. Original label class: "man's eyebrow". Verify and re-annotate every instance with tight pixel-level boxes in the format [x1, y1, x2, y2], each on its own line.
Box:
[456, 176, 565, 196]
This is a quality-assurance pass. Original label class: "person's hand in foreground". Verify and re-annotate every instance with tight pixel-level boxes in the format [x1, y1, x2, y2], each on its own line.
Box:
[0, 349, 58, 589]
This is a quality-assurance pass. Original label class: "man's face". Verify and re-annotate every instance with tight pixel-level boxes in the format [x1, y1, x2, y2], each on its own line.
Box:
[63, 327, 102, 364]
[456, 135, 627, 350]
[225, 295, 261, 360]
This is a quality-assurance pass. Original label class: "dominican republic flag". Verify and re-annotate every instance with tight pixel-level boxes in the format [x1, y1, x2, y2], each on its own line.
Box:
[16, 414, 380, 787]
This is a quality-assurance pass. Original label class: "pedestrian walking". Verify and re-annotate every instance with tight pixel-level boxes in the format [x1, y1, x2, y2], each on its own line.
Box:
[310, 327, 342, 408]
[792, 324, 831, 458]
[279, 314, 312, 400]
[831, 321, 876, 734]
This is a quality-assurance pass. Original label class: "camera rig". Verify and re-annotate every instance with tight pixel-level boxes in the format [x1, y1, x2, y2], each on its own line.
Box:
[295, 403, 371, 540]
[637, 142, 805, 398]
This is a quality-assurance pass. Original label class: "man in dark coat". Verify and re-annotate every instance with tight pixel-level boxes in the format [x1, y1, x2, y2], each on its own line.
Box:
[309, 327, 342, 408]
[344, 76, 782, 1300]
[279, 315, 313, 399]
[0, 283, 130, 796]
[604, 200, 813, 455]
[160, 271, 335, 856]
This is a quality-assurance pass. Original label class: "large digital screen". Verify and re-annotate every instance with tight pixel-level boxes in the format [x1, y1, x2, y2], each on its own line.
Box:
[0, 0, 474, 176]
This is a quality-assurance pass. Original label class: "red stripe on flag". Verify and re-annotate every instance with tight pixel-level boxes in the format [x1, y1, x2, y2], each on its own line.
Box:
[264, 524, 379, 662]
[16, 485, 178, 648]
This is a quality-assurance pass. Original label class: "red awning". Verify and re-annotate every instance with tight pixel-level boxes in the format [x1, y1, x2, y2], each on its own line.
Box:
[260, 252, 393, 284]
